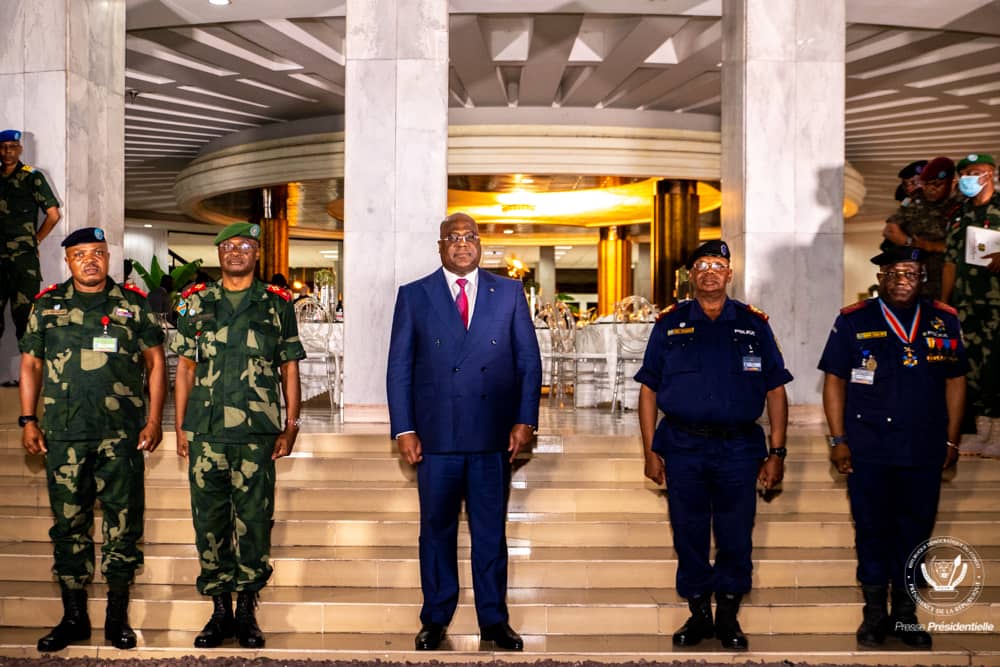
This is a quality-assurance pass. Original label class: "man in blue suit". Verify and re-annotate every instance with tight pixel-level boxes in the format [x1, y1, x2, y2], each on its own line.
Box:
[387, 212, 541, 651]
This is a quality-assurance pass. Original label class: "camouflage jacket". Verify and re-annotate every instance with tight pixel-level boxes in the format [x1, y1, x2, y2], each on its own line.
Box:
[0, 161, 59, 248]
[170, 280, 306, 440]
[19, 278, 165, 439]
[944, 191, 1000, 307]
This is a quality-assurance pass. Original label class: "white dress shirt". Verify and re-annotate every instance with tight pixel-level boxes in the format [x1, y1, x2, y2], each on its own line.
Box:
[442, 266, 478, 329]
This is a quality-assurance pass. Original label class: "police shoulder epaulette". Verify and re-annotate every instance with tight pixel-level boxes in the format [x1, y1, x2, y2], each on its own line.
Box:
[931, 300, 958, 316]
[20, 164, 35, 173]
[840, 300, 868, 315]
[123, 282, 147, 298]
[744, 303, 769, 321]
[266, 284, 292, 302]
[655, 302, 680, 322]
[34, 284, 58, 299]
[181, 283, 207, 299]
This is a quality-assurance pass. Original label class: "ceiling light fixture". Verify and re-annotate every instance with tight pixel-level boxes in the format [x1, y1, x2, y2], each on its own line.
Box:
[209, 0, 231, 6]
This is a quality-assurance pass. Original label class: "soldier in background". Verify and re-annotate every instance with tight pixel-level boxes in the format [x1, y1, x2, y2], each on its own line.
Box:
[171, 222, 305, 649]
[942, 153, 1000, 455]
[882, 157, 961, 300]
[1, 129, 61, 353]
[19, 227, 166, 652]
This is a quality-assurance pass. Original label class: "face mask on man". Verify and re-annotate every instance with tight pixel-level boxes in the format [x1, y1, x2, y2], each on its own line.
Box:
[958, 174, 986, 198]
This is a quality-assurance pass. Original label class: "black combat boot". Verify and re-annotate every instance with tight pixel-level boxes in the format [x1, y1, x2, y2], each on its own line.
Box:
[672, 594, 714, 646]
[37, 588, 91, 652]
[856, 585, 889, 647]
[889, 589, 932, 648]
[194, 593, 236, 648]
[235, 591, 265, 648]
[714, 592, 749, 650]
[104, 589, 137, 649]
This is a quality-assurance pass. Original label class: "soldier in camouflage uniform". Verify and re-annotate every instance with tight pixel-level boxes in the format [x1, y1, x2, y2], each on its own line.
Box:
[942, 153, 1000, 456]
[882, 157, 962, 300]
[171, 221, 304, 649]
[18, 227, 167, 652]
[1, 130, 62, 345]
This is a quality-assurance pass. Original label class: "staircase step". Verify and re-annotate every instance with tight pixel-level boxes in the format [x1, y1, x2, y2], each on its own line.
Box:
[5, 449, 1000, 484]
[3, 475, 999, 515]
[0, 626, 995, 664]
[2, 581, 998, 635]
[21, 542, 975, 589]
[4, 506, 1000, 547]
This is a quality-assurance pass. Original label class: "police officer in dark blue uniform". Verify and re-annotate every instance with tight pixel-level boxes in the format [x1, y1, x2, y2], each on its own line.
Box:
[819, 245, 966, 650]
[636, 240, 792, 651]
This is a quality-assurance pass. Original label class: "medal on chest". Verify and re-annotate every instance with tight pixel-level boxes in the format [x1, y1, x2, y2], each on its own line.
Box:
[92, 315, 118, 353]
[879, 299, 921, 368]
[850, 350, 876, 384]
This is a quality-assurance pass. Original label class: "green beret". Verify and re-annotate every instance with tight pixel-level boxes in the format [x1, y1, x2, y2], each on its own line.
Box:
[956, 153, 995, 171]
[214, 222, 261, 246]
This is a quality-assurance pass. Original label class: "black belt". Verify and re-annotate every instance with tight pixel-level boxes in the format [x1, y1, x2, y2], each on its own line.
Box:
[663, 414, 756, 440]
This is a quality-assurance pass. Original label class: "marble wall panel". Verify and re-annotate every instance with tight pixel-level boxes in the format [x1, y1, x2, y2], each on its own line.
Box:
[0, 2, 25, 74]
[721, 0, 845, 404]
[396, 0, 448, 60]
[0, 75, 25, 130]
[346, 0, 398, 61]
[26, 0, 67, 74]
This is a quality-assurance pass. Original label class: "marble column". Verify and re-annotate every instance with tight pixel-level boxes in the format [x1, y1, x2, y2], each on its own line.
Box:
[537, 246, 556, 306]
[252, 186, 290, 283]
[634, 243, 652, 302]
[651, 179, 700, 307]
[344, 0, 449, 420]
[0, 0, 125, 382]
[597, 226, 632, 316]
[721, 0, 845, 405]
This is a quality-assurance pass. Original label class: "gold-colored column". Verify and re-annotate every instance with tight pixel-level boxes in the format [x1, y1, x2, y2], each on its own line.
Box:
[598, 226, 633, 316]
[251, 185, 289, 282]
[651, 179, 700, 308]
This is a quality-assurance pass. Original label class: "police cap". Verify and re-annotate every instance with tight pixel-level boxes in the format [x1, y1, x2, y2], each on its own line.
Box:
[897, 160, 927, 179]
[61, 227, 106, 248]
[870, 244, 926, 266]
[687, 240, 731, 269]
[0, 129, 21, 143]
[920, 156, 955, 182]
[214, 221, 261, 246]
[956, 153, 996, 172]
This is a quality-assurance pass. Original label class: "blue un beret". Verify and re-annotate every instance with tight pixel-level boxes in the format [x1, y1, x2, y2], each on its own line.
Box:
[61, 227, 106, 248]
[0, 129, 22, 142]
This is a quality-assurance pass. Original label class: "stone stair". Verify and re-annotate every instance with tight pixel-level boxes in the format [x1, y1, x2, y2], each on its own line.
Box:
[0, 397, 997, 663]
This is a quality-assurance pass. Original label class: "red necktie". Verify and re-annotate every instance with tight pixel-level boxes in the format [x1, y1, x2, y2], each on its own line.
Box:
[455, 278, 469, 329]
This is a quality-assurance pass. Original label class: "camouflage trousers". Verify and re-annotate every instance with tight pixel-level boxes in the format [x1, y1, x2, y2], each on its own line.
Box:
[187, 438, 275, 595]
[45, 434, 145, 591]
[0, 245, 41, 341]
[958, 303, 1000, 418]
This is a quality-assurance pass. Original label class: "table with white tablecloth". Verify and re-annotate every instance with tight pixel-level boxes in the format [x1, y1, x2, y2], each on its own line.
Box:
[535, 322, 653, 409]
[298, 322, 343, 403]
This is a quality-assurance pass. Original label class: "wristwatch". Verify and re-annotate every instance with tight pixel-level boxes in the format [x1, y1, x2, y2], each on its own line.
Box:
[18, 415, 39, 428]
[286, 417, 302, 428]
[767, 446, 787, 459]
[827, 434, 848, 447]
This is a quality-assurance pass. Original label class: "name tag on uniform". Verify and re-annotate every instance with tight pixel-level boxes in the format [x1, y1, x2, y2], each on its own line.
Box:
[667, 327, 694, 336]
[42, 309, 67, 317]
[856, 331, 888, 340]
[850, 368, 874, 385]
[742, 355, 762, 372]
[92, 336, 118, 352]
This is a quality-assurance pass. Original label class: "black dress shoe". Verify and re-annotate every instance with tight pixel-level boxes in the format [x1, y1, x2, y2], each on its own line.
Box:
[415, 623, 446, 650]
[480, 622, 523, 651]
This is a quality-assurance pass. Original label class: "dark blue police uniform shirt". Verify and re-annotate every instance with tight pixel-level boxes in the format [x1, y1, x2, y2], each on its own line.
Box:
[635, 298, 793, 458]
[817, 298, 968, 467]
